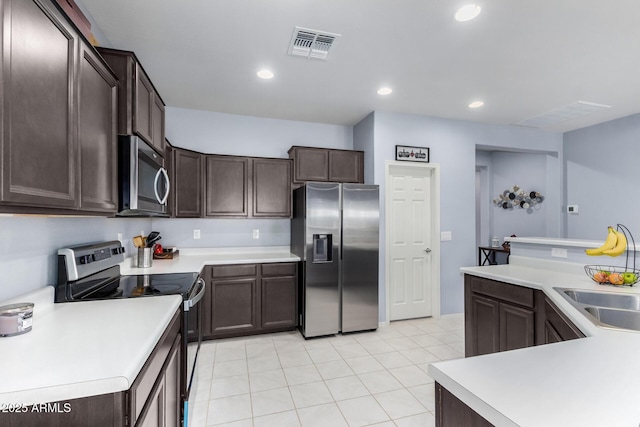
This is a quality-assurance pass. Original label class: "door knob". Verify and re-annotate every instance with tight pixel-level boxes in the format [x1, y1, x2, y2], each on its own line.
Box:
[424, 248, 432, 253]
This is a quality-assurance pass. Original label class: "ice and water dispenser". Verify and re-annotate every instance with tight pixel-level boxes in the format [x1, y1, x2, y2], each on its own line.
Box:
[312, 234, 332, 263]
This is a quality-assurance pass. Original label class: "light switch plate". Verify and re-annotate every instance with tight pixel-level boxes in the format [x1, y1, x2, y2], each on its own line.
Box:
[441, 231, 452, 241]
[567, 205, 579, 214]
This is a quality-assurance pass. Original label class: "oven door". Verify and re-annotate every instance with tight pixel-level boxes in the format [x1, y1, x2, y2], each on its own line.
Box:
[119, 135, 170, 216]
[183, 277, 205, 424]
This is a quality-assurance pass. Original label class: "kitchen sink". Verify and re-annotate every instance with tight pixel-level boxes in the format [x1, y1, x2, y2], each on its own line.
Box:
[559, 288, 640, 311]
[554, 287, 640, 332]
[584, 306, 640, 332]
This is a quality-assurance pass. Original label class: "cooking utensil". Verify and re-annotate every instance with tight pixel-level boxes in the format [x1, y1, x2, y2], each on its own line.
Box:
[146, 231, 161, 247]
[133, 235, 144, 248]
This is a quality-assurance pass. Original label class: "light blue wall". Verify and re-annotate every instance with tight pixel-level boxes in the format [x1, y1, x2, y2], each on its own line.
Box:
[0, 216, 151, 302]
[490, 151, 551, 241]
[353, 112, 375, 184]
[564, 113, 640, 240]
[369, 112, 562, 315]
[165, 107, 352, 158]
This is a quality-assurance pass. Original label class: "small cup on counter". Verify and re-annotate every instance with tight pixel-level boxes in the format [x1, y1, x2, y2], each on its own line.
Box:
[0, 303, 34, 337]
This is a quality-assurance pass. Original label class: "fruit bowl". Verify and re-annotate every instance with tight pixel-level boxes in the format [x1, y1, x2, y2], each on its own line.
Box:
[584, 265, 640, 286]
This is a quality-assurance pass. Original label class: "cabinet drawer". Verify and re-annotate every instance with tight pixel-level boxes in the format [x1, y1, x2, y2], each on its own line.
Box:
[261, 263, 297, 277]
[210, 264, 257, 278]
[468, 275, 534, 308]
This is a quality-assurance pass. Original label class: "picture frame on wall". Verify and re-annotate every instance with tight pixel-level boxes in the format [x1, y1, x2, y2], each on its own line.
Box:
[395, 145, 430, 162]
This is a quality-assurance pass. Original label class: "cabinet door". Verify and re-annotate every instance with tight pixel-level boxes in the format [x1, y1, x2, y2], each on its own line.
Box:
[261, 275, 297, 329]
[163, 336, 181, 427]
[290, 147, 329, 182]
[329, 150, 364, 183]
[78, 42, 118, 212]
[134, 64, 154, 145]
[544, 297, 584, 342]
[253, 158, 291, 217]
[1, 0, 77, 208]
[468, 294, 500, 356]
[209, 277, 259, 335]
[205, 156, 249, 217]
[499, 302, 534, 352]
[151, 94, 165, 153]
[173, 148, 202, 217]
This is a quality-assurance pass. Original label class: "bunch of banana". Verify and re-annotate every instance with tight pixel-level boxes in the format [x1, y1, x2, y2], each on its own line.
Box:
[585, 226, 628, 257]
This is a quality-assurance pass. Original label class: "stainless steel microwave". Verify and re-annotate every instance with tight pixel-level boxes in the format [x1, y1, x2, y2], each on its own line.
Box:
[118, 135, 170, 217]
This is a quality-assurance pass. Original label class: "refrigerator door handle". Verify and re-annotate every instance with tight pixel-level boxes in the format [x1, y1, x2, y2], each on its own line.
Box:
[340, 212, 344, 260]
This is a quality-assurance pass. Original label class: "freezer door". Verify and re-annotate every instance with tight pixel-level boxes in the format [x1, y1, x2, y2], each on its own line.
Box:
[341, 184, 379, 333]
[303, 182, 341, 337]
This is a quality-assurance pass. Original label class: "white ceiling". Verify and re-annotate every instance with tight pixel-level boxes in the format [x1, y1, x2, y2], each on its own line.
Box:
[79, 0, 640, 132]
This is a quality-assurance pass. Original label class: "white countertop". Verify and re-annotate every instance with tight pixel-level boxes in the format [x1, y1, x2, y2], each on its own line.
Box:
[429, 260, 640, 426]
[119, 246, 300, 276]
[0, 286, 182, 405]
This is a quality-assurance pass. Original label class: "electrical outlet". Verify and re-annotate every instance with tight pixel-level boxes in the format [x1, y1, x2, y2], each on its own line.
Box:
[551, 248, 568, 258]
[193, 229, 201, 239]
[567, 205, 579, 214]
[117, 233, 123, 242]
[253, 229, 260, 239]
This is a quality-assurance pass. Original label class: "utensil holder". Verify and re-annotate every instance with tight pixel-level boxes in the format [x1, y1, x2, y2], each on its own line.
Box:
[137, 248, 153, 268]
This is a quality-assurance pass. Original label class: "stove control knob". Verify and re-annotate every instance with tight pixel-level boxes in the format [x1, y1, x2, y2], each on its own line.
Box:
[78, 255, 93, 265]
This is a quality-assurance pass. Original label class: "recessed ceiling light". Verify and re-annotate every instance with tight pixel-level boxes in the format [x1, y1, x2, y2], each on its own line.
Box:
[377, 87, 393, 96]
[455, 4, 481, 22]
[257, 69, 274, 79]
[469, 101, 484, 108]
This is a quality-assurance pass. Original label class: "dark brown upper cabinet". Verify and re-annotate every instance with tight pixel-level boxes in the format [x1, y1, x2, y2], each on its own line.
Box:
[78, 43, 118, 212]
[253, 158, 292, 218]
[288, 146, 364, 184]
[0, 0, 118, 214]
[96, 47, 166, 154]
[203, 155, 291, 218]
[329, 149, 364, 183]
[204, 155, 250, 217]
[170, 145, 202, 218]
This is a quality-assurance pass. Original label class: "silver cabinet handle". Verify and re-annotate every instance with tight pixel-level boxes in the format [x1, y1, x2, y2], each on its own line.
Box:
[424, 248, 432, 253]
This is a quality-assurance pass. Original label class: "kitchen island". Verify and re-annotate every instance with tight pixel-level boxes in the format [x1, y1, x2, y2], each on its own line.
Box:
[429, 253, 640, 426]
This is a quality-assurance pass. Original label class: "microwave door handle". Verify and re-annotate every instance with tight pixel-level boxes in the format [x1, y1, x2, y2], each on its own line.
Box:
[159, 167, 170, 205]
[153, 168, 163, 203]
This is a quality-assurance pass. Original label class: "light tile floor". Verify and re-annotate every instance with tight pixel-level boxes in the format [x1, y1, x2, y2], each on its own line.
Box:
[187, 314, 464, 427]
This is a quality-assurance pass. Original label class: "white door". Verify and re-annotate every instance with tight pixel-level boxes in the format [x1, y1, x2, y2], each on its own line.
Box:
[386, 162, 440, 321]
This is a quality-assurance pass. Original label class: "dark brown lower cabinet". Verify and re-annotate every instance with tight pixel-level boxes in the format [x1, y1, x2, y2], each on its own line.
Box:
[543, 296, 585, 343]
[464, 274, 585, 356]
[3, 309, 181, 427]
[261, 263, 298, 330]
[435, 382, 493, 427]
[203, 262, 298, 340]
[465, 275, 535, 357]
[206, 264, 260, 337]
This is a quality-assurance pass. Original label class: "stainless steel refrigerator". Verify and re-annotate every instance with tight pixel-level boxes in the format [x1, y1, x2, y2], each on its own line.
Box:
[291, 182, 379, 338]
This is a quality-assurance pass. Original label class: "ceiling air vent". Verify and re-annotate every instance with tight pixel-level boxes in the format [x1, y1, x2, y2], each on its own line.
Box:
[288, 27, 341, 60]
[513, 101, 611, 128]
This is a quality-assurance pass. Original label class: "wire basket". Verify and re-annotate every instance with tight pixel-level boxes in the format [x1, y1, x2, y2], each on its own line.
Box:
[585, 224, 637, 286]
[584, 265, 640, 286]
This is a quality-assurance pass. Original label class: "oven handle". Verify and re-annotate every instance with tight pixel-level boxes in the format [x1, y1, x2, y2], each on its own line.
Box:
[184, 278, 205, 311]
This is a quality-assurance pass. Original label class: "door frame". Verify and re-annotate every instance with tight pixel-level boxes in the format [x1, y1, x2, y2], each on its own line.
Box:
[384, 161, 441, 322]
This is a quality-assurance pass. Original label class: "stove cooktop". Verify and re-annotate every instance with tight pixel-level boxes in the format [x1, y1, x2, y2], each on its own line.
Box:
[83, 272, 199, 300]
